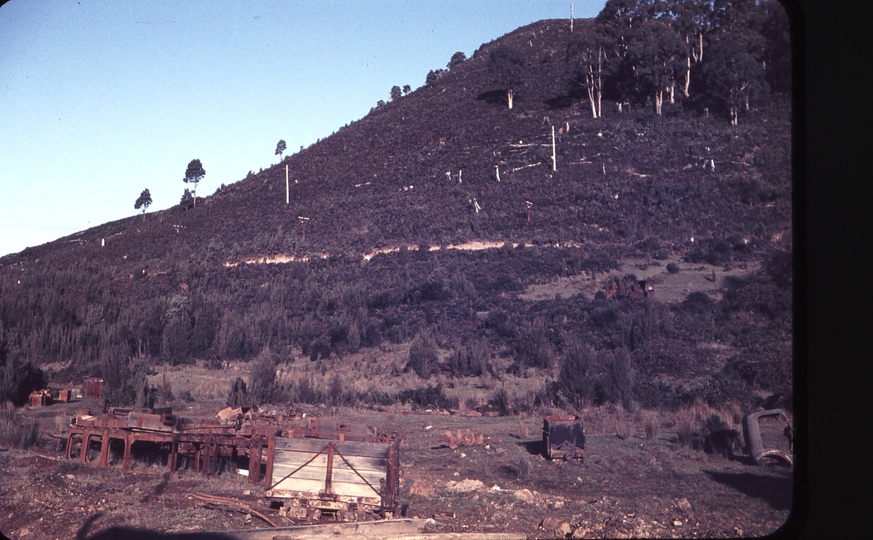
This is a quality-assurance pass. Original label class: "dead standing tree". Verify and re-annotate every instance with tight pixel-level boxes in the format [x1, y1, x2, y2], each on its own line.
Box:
[488, 47, 526, 110]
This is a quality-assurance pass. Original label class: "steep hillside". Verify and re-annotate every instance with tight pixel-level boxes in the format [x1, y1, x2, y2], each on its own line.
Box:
[0, 16, 792, 415]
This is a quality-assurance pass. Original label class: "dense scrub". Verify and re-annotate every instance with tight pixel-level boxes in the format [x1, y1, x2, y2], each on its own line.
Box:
[0, 6, 791, 412]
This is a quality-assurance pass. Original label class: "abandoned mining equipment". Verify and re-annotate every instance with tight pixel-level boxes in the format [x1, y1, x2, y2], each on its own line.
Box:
[542, 415, 585, 461]
[65, 408, 400, 520]
[743, 409, 793, 467]
[264, 418, 400, 521]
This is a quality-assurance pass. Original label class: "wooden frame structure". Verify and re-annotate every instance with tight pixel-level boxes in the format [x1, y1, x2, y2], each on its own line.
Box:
[64, 409, 401, 518]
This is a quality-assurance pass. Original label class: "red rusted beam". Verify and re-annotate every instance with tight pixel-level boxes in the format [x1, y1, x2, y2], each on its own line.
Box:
[98, 430, 110, 467]
[122, 432, 132, 473]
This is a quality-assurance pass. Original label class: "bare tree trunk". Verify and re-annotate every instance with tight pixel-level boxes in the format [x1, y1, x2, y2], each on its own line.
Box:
[730, 106, 738, 126]
[507, 89, 514, 109]
[596, 46, 602, 118]
[655, 91, 663, 116]
[588, 84, 597, 118]
[669, 81, 675, 104]
[551, 126, 557, 172]
[684, 57, 691, 97]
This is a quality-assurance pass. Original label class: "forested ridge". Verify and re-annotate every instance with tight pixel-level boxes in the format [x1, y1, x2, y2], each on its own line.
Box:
[0, 0, 792, 413]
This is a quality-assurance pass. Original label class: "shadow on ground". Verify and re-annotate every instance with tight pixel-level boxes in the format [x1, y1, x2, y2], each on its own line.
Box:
[704, 469, 793, 511]
[76, 513, 237, 540]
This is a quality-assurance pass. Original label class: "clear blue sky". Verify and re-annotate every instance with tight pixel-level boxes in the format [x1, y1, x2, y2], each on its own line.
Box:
[0, 0, 605, 257]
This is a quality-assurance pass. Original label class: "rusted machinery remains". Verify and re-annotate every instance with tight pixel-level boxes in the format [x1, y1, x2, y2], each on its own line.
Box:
[608, 278, 653, 300]
[65, 409, 400, 517]
[743, 409, 793, 467]
[65, 407, 279, 482]
[543, 415, 585, 461]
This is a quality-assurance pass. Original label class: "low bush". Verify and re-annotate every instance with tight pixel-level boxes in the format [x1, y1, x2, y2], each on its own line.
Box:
[407, 331, 439, 378]
[602, 348, 635, 409]
[0, 407, 40, 449]
[397, 383, 458, 410]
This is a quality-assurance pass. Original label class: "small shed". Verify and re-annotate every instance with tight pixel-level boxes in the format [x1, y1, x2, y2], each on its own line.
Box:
[83, 377, 104, 398]
[543, 415, 585, 461]
[55, 389, 72, 403]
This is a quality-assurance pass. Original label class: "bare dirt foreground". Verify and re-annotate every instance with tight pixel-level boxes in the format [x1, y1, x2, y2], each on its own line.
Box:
[0, 398, 792, 540]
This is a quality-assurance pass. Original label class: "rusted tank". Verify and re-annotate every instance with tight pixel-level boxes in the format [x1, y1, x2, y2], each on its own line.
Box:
[264, 424, 400, 519]
[83, 377, 104, 398]
[543, 415, 585, 461]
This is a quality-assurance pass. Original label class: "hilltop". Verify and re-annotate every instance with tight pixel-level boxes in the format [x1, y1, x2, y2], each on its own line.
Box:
[0, 7, 795, 538]
[1, 12, 792, 416]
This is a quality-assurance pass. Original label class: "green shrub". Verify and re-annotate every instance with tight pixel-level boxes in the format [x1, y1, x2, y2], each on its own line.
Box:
[0, 408, 39, 449]
[249, 348, 279, 405]
[397, 384, 457, 410]
[602, 348, 635, 409]
[407, 331, 439, 378]
[226, 377, 251, 408]
[556, 335, 596, 407]
[0, 360, 47, 407]
[516, 317, 553, 369]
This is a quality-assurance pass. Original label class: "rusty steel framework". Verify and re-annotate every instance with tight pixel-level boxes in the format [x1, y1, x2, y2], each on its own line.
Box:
[65, 410, 400, 517]
[65, 408, 280, 482]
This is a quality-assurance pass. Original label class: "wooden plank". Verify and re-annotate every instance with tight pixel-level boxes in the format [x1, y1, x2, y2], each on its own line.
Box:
[270, 464, 384, 486]
[274, 437, 388, 458]
[272, 451, 387, 473]
[272, 477, 380, 499]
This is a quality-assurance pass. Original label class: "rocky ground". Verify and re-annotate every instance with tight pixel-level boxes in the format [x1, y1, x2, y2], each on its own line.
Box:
[0, 398, 793, 539]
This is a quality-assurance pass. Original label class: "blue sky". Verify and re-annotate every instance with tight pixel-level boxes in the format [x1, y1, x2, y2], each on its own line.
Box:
[0, 0, 606, 257]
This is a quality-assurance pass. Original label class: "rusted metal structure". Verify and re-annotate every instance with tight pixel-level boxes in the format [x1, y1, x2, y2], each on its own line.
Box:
[29, 389, 52, 407]
[66, 407, 281, 482]
[743, 409, 793, 467]
[83, 377, 104, 398]
[65, 409, 400, 518]
[608, 278, 653, 299]
[543, 415, 585, 461]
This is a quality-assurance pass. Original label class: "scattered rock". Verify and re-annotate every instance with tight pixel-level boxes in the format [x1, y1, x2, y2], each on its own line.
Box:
[540, 513, 571, 535]
[490, 484, 502, 491]
[409, 481, 435, 497]
[242, 490, 251, 496]
[19, 528, 29, 537]
[673, 519, 683, 527]
[677, 497, 693, 514]
[446, 479, 483, 493]
[513, 488, 535, 503]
